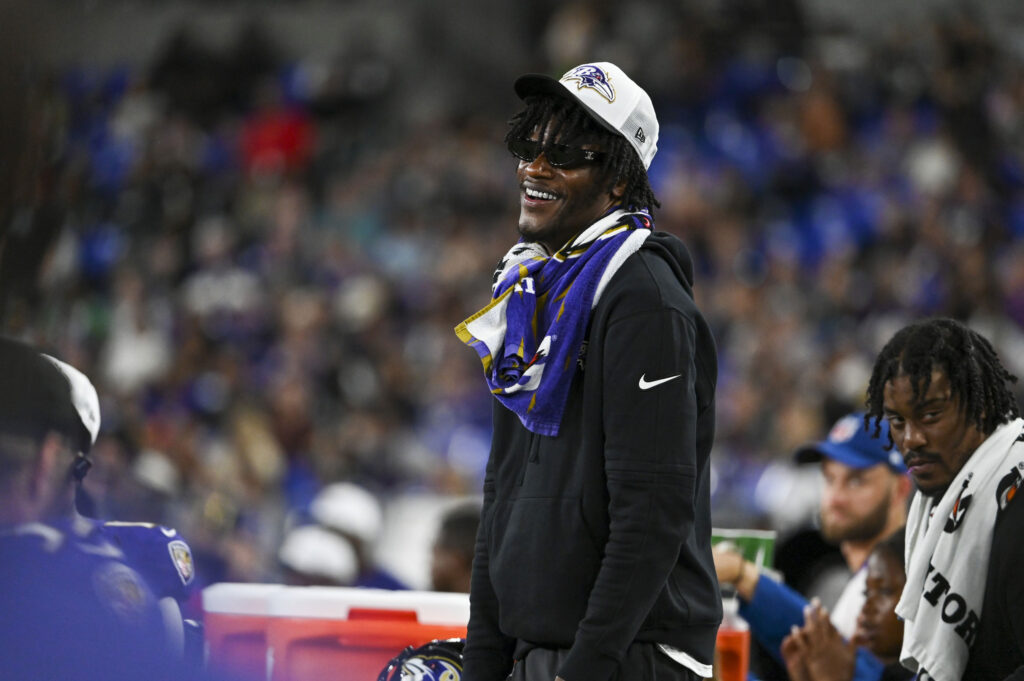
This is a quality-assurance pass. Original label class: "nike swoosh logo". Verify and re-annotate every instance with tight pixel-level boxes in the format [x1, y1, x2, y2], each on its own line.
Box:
[638, 373, 681, 390]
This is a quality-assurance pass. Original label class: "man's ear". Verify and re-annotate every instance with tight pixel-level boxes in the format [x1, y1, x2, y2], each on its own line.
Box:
[610, 178, 627, 201]
[29, 433, 63, 508]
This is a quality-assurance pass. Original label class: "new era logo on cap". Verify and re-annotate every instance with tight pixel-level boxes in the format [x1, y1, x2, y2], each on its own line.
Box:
[635, 127, 646, 143]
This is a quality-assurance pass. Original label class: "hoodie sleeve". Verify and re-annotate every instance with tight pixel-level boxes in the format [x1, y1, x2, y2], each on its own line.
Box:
[463, 417, 516, 681]
[739, 574, 807, 664]
[558, 253, 707, 681]
[740, 574, 887, 681]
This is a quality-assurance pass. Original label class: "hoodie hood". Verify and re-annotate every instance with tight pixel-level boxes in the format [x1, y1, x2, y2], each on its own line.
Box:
[640, 231, 696, 294]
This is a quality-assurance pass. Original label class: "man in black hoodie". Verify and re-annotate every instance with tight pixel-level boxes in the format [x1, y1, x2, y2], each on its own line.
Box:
[456, 62, 721, 681]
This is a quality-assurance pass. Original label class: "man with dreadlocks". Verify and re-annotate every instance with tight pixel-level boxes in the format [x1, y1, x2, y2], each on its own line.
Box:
[456, 63, 720, 681]
[865, 317, 1024, 681]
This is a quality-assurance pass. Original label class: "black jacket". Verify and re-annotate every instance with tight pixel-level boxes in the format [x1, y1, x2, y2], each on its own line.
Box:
[463, 232, 722, 681]
[961, 477, 1024, 681]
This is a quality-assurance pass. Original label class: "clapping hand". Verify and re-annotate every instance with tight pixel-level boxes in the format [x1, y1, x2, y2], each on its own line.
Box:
[781, 599, 857, 681]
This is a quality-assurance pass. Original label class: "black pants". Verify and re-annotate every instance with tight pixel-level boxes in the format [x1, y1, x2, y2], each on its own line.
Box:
[508, 643, 704, 681]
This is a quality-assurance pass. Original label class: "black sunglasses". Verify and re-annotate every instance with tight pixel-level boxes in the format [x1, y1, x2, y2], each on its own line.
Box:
[507, 138, 606, 168]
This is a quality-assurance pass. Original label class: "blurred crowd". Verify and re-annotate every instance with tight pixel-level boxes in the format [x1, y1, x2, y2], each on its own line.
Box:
[2, 2, 1023, 587]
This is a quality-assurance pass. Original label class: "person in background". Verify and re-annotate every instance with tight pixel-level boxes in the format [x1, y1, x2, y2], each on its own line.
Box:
[780, 527, 912, 681]
[430, 501, 480, 593]
[459, 61, 720, 681]
[38, 353, 199, 656]
[865, 317, 1024, 681]
[851, 528, 908, 676]
[0, 336, 170, 680]
[310, 481, 408, 589]
[714, 412, 909, 672]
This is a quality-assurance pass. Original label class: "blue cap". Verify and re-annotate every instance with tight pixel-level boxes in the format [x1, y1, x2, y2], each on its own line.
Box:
[794, 412, 906, 474]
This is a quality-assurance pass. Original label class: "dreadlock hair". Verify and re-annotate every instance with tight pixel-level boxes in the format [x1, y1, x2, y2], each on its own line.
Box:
[505, 94, 660, 211]
[865, 317, 1020, 447]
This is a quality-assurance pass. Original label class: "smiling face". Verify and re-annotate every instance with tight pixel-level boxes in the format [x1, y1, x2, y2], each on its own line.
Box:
[853, 549, 906, 662]
[883, 369, 988, 497]
[516, 121, 623, 253]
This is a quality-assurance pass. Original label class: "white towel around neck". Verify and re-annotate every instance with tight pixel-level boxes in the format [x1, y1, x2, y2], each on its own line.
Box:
[896, 418, 1024, 681]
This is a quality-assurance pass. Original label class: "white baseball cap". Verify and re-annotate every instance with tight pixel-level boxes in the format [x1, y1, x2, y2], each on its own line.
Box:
[515, 62, 659, 170]
[43, 354, 101, 449]
[0, 338, 97, 456]
[309, 482, 383, 544]
[278, 525, 358, 585]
